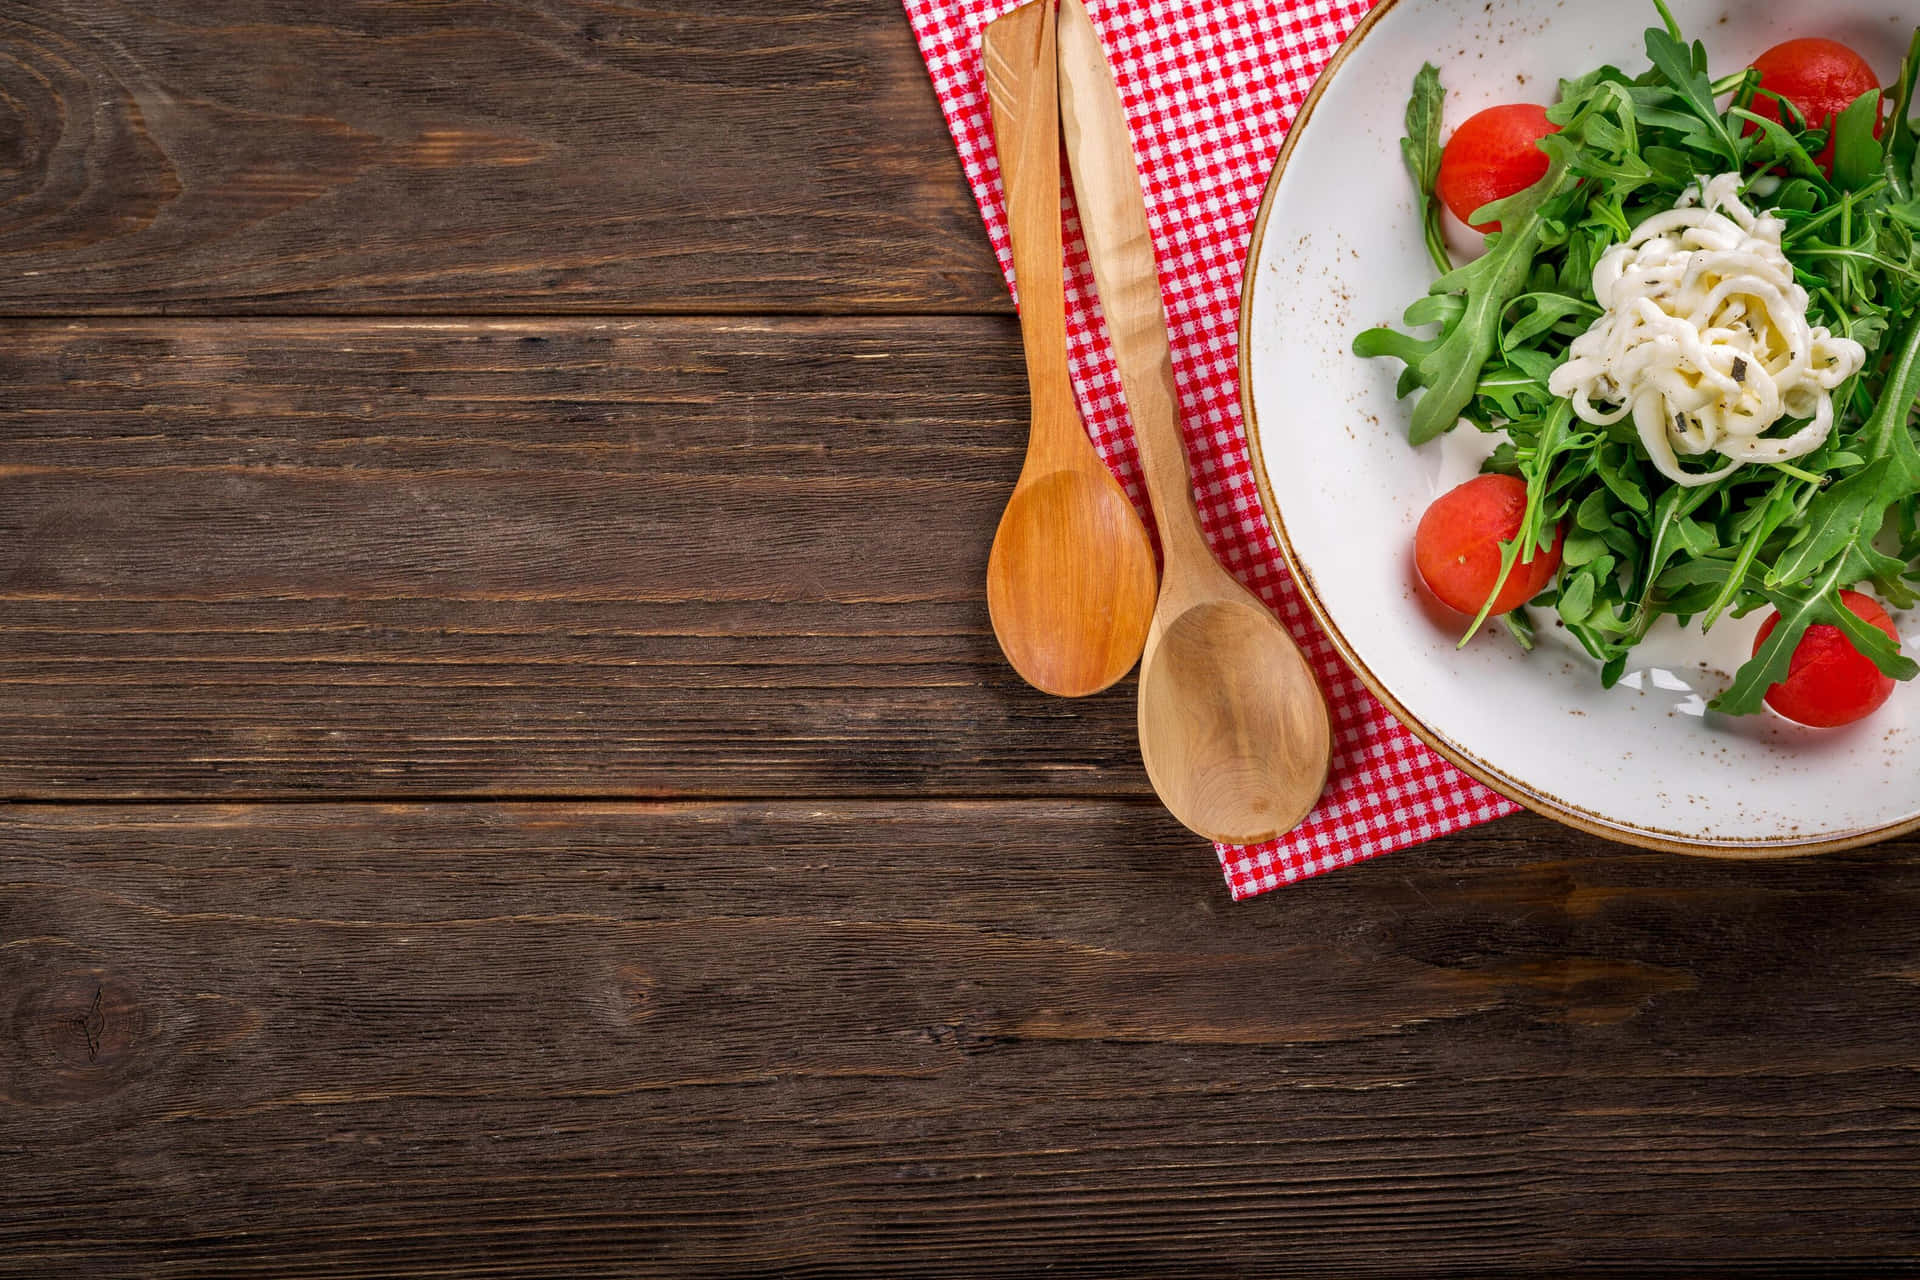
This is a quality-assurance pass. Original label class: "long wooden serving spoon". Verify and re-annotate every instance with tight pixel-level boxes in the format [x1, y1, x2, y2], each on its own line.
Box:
[1056, 0, 1331, 843]
[981, 0, 1158, 698]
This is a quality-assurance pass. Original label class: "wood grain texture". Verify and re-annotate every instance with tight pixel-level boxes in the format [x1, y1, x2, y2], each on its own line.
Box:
[6, 800, 1920, 1277]
[0, 315, 1155, 799]
[0, 0, 1005, 314]
[10, 4, 1920, 1273]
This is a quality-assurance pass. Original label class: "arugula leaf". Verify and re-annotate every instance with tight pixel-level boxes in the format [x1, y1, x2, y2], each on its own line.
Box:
[1766, 458, 1891, 587]
[1643, 26, 1738, 165]
[1557, 571, 1599, 624]
[1831, 588, 1917, 675]
[1401, 63, 1451, 277]
[1701, 478, 1799, 627]
[1594, 445, 1651, 514]
[1405, 158, 1578, 444]
[1501, 292, 1599, 353]
[1648, 0, 1683, 42]
[1885, 26, 1920, 202]
[1475, 365, 1549, 419]
[1574, 488, 1615, 532]
[1351, 326, 1433, 368]
[1832, 88, 1887, 192]
[1636, 484, 1717, 607]
[1856, 310, 1920, 486]
[1729, 107, 1837, 188]
[1404, 293, 1466, 328]
[1451, 402, 1578, 646]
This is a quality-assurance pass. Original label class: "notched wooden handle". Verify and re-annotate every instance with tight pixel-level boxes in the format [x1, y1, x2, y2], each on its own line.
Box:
[981, 1, 1053, 139]
[1056, 0, 1208, 563]
[982, 0, 1072, 426]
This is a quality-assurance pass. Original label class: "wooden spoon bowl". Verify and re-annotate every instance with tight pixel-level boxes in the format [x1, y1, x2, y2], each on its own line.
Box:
[989, 467, 1157, 698]
[1138, 597, 1330, 845]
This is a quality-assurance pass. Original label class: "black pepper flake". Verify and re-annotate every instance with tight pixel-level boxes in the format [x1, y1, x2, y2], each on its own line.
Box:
[1732, 357, 1748, 383]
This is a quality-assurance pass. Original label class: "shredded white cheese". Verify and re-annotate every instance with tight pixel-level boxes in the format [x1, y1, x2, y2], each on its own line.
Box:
[1547, 173, 1866, 487]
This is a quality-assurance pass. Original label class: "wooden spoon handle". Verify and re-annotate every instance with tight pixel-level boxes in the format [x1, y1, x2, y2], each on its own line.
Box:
[983, 0, 1079, 460]
[1055, 0, 1213, 575]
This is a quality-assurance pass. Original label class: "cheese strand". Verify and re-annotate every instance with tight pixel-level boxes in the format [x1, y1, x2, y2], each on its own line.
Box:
[1547, 173, 1866, 486]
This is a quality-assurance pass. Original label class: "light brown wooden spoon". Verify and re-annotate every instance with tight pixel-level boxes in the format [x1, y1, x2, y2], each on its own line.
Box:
[1057, 0, 1330, 843]
[981, 0, 1158, 699]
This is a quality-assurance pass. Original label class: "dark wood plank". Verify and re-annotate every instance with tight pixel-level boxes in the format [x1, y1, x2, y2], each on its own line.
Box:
[0, 315, 1153, 800]
[6, 800, 1920, 1276]
[0, 0, 1004, 314]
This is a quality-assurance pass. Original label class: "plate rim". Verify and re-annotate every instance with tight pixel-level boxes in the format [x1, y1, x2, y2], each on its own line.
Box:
[1233, 0, 1920, 858]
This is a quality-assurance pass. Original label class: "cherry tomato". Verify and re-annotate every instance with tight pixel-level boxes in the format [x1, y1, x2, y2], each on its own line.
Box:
[1415, 474, 1563, 616]
[1435, 104, 1559, 233]
[1751, 589, 1901, 728]
[1747, 38, 1882, 174]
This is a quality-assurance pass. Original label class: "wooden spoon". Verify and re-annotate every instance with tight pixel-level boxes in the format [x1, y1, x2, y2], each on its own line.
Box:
[1056, 0, 1331, 843]
[981, 0, 1158, 699]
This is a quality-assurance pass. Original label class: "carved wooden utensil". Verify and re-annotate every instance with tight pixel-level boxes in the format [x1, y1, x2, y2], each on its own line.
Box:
[981, 0, 1158, 698]
[1056, 0, 1331, 842]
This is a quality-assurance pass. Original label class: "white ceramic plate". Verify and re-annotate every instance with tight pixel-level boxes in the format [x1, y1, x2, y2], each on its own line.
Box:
[1240, 0, 1920, 854]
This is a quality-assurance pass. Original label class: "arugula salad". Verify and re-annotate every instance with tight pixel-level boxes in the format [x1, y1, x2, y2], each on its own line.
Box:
[1356, 1, 1920, 727]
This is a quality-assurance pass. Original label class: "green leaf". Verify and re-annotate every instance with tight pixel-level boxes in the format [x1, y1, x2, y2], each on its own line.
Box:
[1648, 0, 1683, 43]
[1557, 571, 1598, 624]
[1831, 88, 1887, 191]
[1643, 26, 1738, 165]
[1729, 107, 1838, 189]
[1655, 555, 1733, 591]
[1500, 292, 1599, 353]
[1594, 446, 1650, 514]
[1857, 311, 1920, 488]
[1504, 608, 1537, 651]
[1773, 179, 1825, 213]
[1353, 326, 1435, 368]
[1400, 63, 1452, 277]
[1766, 457, 1892, 587]
[1702, 480, 1798, 628]
[1562, 528, 1610, 567]
[1458, 401, 1576, 645]
[1637, 485, 1718, 605]
[1406, 157, 1580, 444]
[1641, 144, 1703, 185]
[1574, 488, 1615, 532]
[1404, 293, 1465, 328]
[1504, 347, 1563, 385]
[1884, 26, 1920, 201]
[1475, 366, 1546, 419]
[1831, 591, 1919, 679]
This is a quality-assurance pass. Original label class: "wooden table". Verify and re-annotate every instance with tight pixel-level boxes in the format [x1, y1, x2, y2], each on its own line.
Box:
[4, 4, 1920, 1275]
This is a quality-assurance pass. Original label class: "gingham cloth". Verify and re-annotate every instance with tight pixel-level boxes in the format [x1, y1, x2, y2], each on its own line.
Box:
[903, 0, 1521, 896]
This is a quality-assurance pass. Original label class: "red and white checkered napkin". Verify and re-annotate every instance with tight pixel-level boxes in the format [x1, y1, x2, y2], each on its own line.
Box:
[903, 0, 1521, 896]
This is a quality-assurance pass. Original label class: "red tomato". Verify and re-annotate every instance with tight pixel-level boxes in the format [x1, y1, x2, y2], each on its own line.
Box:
[1435, 104, 1559, 232]
[1414, 474, 1563, 616]
[1747, 38, 1882, 174]
[1752, 589, 1901, 728]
